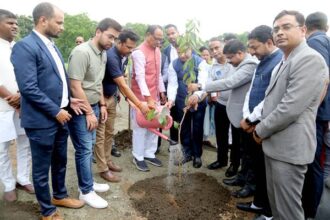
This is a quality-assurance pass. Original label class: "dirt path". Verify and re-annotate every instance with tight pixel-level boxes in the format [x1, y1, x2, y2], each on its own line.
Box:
[0, 100, 253, 220]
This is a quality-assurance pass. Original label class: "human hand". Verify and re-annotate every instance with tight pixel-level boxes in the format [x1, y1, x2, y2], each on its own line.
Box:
[253, 131, 262, 144]
[187, 83, 199, 93]
[86, 113, 98, 131]
[160, 92, 167, 105]
[70, 98, 88, 115]
[138, 102, 150, 116]
[165, 100, 174, 109]
[5, 93, 20, 109]
[187, 94, 199, 111]
[100, 106, 108, 123]
[56, 109, 72, 125]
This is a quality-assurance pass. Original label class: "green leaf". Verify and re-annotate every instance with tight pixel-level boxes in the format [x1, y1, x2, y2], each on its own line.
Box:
[173, 121, 180, 129]
[146, 109, 158, 121]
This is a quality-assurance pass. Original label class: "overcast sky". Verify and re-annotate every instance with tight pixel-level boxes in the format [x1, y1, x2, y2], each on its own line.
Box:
[4, 0, 330, 40]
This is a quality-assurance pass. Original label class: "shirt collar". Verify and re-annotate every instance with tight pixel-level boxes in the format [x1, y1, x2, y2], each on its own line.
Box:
[33, 29, 54, 47]
[0, 38, 15, 48]
[88, 39, 102, 55]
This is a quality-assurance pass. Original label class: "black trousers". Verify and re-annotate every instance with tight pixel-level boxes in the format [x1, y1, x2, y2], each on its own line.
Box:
[214, 102, 230, 164]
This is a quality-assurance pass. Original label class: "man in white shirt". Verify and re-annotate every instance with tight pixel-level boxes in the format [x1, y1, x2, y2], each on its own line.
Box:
[0, 9, 34, 202]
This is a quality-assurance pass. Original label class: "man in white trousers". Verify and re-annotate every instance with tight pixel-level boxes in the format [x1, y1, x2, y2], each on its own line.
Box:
[0, 8, 34, 202]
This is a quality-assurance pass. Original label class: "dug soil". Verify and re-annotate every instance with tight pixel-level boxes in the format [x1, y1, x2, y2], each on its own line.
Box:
[128, 172, 249, 220]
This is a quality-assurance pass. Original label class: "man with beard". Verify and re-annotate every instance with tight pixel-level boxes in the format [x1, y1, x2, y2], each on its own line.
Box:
[68, 18, 122, 209]
[11, 2, 85, 219]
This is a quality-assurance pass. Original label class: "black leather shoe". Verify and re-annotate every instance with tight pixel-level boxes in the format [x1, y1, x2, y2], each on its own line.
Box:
[193, 157, 202, 168]
[225, 163, 238, 177]
[174, 156, 192, 166]
[223, 177, 245, 187]
[111, 147, 121, 157]
[207, 161, 227, 170]
[236, 201, 263, 214]
[231, 186, 255, 198]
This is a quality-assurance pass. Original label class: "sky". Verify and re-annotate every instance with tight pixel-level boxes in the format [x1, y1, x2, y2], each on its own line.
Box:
[4, 0, 330, 40]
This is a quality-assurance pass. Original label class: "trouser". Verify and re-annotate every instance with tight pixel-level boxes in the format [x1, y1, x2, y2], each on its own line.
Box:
[69, 104, 99, 194]
[180, 102, 206, 159]
[230, 126, 242, 170]
[302, 120, 329, 218]
[95, 96, 116, 172]
[214, 102, 230, 164]
[0, 135, 31, 192]
[25, 124, 69, 216]
[249, 138, 271, 216]
[131, 109, 158, 161]
[265, 155, 307, 220]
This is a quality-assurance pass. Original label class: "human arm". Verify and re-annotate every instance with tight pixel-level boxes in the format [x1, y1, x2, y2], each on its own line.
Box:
[205, 61, 256, 93]
[165, 61, 178, 109]
[255, 55, 328, 139]
[131, 50, 155, 108]
[11, 41, 68, 123]
[114, 76, 149, 115]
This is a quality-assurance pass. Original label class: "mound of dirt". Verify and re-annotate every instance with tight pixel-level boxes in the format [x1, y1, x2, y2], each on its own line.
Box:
[128, 172, 249, 220]
[114, 129, 132, 149]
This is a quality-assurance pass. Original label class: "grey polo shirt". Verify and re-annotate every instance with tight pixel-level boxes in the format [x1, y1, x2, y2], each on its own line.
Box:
[68, 40, 107, 105]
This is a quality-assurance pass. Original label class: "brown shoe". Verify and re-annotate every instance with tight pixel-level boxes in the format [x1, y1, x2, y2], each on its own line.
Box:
[51, 197, 84, 209]
[107, 161, 122, 172]
[3, 189, 17, 202]
[41, 210, 63, 220]
[99, 170, 121, 182]
[16, 183, 35, 194]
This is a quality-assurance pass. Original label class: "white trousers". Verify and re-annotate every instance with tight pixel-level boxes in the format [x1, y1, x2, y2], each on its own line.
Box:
[131, 109, 158, 161]
[0, 111, 31, 192]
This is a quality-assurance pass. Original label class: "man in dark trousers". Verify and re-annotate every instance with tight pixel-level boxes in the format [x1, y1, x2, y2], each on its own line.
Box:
[11, 2, 84, 219]
[237, 25, 283, 220]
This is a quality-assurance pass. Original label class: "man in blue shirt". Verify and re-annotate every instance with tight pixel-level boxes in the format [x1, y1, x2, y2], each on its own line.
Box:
[302, 11, 330, 219]
[95, 29, 149, 182]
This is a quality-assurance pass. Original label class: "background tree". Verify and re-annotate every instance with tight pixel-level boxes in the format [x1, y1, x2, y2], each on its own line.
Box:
[55, 13, 97, 61]
[16, 15, 33, 40]
[124, 22, 148, 45]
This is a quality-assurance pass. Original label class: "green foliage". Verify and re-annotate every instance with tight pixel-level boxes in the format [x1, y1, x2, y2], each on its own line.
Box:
[177, 19, 204, 86]
[16, 15, 33, 40]
[158, 107, 170, 126]
[124, 22, 148, 45]
[173, 121, 180, 129]
[55, 13, 97, 61]
[146, 109, 158, 121]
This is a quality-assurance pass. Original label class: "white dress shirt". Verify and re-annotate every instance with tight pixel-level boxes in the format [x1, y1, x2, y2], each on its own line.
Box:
[33, 30, 69, 108]
[167, 59, 209, 102]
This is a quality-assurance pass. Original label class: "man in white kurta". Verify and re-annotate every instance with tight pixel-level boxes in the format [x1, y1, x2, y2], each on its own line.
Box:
[0, 9, 33, 202]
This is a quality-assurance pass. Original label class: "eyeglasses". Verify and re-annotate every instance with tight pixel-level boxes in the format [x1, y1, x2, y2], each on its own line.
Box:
[76, 41, 83, 44]
[152, 34, 163, 42]
[272, 24, 301, 34]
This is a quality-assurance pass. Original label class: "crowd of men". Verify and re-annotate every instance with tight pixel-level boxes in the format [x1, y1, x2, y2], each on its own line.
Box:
[0, 2, 330, 220]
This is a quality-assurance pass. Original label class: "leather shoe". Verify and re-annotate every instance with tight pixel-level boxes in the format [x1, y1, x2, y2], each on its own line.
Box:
[16, 183, 35, 194]
[223, 177, 245, 187]
[193, 157, 202, 168]
[207, 161, 227, 170]
[232, 186, 255, 198]
[107, 161, 122, 172]
[236, 201, 263, 214]
[3, 189, 17, 202]
[174, 156, 192, 166]
[225, 163, 238, 177]
[111, 147, 121, 157]
[99, 170, 121, 182]
[42, 210, 63, 220]
[51, 197, 84, 209]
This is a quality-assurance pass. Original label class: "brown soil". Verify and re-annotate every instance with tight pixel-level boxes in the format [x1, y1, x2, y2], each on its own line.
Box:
[114, 129, 132, 150]
[128, 172, 249, 220]
[0, 200, 39, 219]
